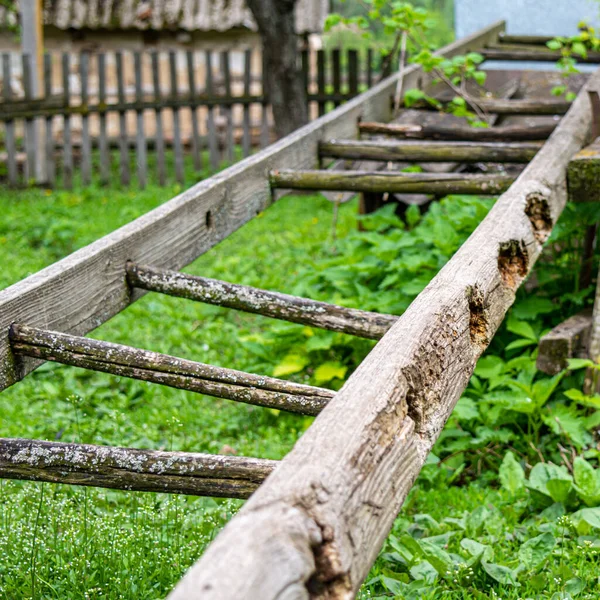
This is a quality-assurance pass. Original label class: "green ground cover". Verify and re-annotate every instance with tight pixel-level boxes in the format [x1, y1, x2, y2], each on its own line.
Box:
[2, 165, 600, 599]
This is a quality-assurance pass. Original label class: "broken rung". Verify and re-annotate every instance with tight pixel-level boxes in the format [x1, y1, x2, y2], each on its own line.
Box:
[408, 98, 571, 116]
[127, 263, 397, 340]
[481, 47, 600, 64]
[10, 324, 333, 416]
[0, 438, 276, 499]
[358, 121, 557, 142]
[270, 169, 515, 195]
[319, 139, 541, 163]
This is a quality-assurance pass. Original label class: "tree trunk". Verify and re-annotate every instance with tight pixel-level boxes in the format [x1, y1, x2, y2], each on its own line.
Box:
[247, 0, 308, 139]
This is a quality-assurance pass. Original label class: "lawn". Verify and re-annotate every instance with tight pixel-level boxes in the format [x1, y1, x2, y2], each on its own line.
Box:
[1, 161, 600, 599]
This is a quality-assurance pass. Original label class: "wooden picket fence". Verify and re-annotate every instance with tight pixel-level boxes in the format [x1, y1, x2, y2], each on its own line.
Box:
[0, 46, 388, 189]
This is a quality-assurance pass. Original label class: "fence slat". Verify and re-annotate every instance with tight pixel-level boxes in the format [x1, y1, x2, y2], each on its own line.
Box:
[242, 49, 252, 158]
[134, 52, 147, 189]
[98, 53, 110, 185]
[221, 51, 234, 163]
[367, 48, 373, 89]
[43, 53, 55, 187]
[61, 53, 73, 189]
[348, 49, 359, 97]
[186, 50, 202, 172]
[2, 54, 18, 186]
[260, 51, 270, 148]
[22, 54, 36, 182]
[169, 51, 184, 184]
[116, 51, 130, 186]
[332, 48, 341, 109]
[205, 50, 219, 170]
[151, 52, 166, 186]
[80, 53, 91, 185]
[317, 49, 326, 117]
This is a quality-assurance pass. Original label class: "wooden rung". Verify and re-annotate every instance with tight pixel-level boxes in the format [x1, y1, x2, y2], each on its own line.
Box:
[498, 33, 554, 45]
[537, 309, 592, 375]
[127, 263, 397, 340]
[359, 121, 557, 142]
[0, 438, 276, 499]
[409, 98, 571, 116]
[10, 324, 333, 416]
[482, 48, 600, 63]
[319, 139, 541, 163]
[269, 169, 515, 195]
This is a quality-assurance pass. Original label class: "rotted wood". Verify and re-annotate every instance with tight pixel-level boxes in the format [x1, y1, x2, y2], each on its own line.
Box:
[359, 121, 557, 141]
[127, 263, 397, 340]
[410, 97, 571, 115]
[270, 169, 515, 195]
[10, 324, 333, 416]
[0, 438, 276, 499]
[319, 140, 541, 163]
[482, 48, 600, 63]
[567, 138, 600, 203]
[537, 309, 592, 375]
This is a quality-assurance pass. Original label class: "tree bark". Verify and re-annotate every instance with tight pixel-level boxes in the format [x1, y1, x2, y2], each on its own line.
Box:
[246, 0, 308, 139]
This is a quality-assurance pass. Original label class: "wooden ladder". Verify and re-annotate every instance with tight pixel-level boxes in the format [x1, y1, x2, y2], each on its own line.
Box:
[1, 20, 599, 599]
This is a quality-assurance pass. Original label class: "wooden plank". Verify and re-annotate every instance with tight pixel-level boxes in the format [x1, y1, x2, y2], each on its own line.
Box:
[134, 52, 147, 189]
[127, 263, 397, 339]
[43, 53, 55, 187]
[2, 54, 18, 186]
[270, 169, 515, 195]
[348, 49, 359, 98]
[22, 53, 36, 182]
[11, 324, 332, 416]
[498, 32, 553, 45]
[359, 121, 557, 141]
[242, 49, 252, 158]
[80, 52, 92, 185]
[61, 53, 73, 189]
[186, 50, 202, 172]
[482, 47, 600, 63]
[537, 309, 592, 375]
[221, 51, 234, 163]
[317, 49, 326, 117]
[0, 21, 506, 392]
[151, 51, 166, 186]
[0, 438, 276, 499]
[332, 48, 341, 108]
[205, 50, 219, 170]
[412, 97, 571, 115]
[319, 139, 541, 163]
[169, 51, 184, 184]
[169, 58, 600, 600]
[116, 51, 130, 186]
[97, 53, 110, 186]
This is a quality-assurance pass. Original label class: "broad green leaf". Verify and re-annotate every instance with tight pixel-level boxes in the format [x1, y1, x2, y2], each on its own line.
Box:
[546, 479, 573, 504]
[460, 538, 494, 562]
[273, 354, 309, 377]
[571, 507, 600, 535]
[418, 540, 453, 575]
[313, 361, 347, 384]
[527, 462, 572, 497]
[453, 397, 479, 421]
[518, 532, 555, 570]
[499, 451, 525, 495]
[505, 338, 538, 351]
[466, 505, 488, 537]
[409, 560, 438, 584]
[542, 405, 592, 448]
[573, 457, 600, 497]
[564, 577, 585, 596]
[507, 317, 538, 341]
[482, 561, 519, 586]
[567, 358, 595, 371]
[547, 39, 562, 50]
[532, 373, 564, 407]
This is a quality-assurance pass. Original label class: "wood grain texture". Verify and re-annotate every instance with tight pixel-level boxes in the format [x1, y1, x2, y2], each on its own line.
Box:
[270, 169, 515, 195]
[169, 61, 600, 600]
[11, 324, 333, 416]
[0, 21, 506, 393]
[127, 263, 397, 340]
[319, 139, 541, 163]
[0, 438, 276, 499]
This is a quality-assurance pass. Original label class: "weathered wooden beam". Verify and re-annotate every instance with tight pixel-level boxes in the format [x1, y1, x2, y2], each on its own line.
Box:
[410, 98, 571, 115]
[0, 438, 276, 499]
[0, 21, 506, 393]
[169, 64, 600, 600]
[359, 121, 557, 141]
[498, 33, 554, 45]
[482, 48, 600, 63]
[10, 324, 333, 416]
[536, 309, 592, 375]
[568, 138, 600, 202]
[319, 139, 541, 163]
[270, 169, 515, 195]
[127, 263, 397, 340]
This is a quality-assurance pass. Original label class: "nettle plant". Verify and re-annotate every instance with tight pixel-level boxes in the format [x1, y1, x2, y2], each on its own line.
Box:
[325, 1, 490, 125]
[549, 23, 600, 100]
